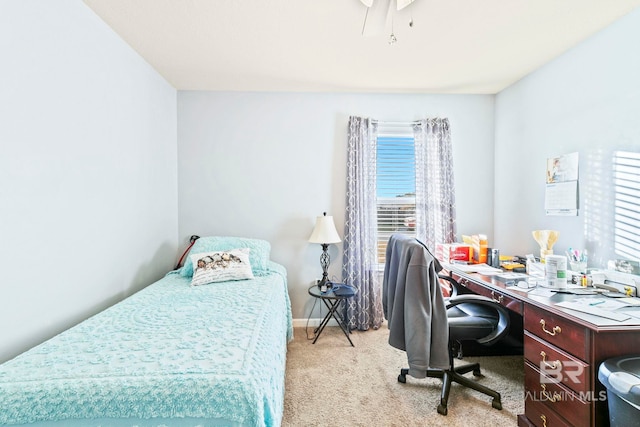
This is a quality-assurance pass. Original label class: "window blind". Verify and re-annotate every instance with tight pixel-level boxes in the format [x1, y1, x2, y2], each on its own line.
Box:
[614, 151, 640, 261]
[376, 126, 416, 263]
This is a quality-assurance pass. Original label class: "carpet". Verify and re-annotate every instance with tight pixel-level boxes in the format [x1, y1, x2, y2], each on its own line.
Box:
[283, 326, 524, 426]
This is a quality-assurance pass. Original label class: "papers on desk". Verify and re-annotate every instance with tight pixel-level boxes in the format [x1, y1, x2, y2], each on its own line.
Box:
[620, 310, 640, 320]
[617, 297, 640, 307]
[529, 288, 556, 297]
[555, 301, 631, 322]
[449, 263, 503, 275]
[497, 272, 528, 280]
[572, 298, 627, 310]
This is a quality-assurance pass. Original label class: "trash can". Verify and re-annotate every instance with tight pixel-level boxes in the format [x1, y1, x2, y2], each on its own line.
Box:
[598, 355, 640, 426]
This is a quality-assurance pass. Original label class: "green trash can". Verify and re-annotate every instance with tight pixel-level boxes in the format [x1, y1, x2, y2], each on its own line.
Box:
[598, 355, 640, 426]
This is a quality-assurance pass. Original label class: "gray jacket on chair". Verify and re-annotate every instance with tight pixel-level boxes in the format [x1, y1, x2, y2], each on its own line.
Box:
[383, 234, 450, 377]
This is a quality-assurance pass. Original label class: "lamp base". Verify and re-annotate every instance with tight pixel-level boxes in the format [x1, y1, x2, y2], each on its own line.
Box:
[317, 243, 333, 291]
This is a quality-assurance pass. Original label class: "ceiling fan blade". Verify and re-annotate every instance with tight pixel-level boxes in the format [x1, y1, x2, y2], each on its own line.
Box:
[361, 0, 391, 37]
[396, 0, 415, 11]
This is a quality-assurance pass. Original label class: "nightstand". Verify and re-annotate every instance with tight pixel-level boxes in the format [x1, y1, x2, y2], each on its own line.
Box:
[308, 283, 356, 346]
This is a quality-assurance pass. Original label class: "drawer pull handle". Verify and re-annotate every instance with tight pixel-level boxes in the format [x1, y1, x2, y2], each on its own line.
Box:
[491, 290, 504, 304]
[540, 319, 561, 336]
[540, 414, 547, 427]
[541, 384, 562, 402]
[540, 351, 560, 369]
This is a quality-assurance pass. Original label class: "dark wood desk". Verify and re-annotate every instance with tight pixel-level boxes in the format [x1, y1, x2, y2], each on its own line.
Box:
[448, 268, 640, 427]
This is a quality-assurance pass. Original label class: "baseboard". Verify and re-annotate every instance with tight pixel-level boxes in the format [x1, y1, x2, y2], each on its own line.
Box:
[292, 318, 340, 328]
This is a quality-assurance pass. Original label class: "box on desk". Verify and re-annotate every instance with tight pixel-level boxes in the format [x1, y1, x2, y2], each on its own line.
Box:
[435, 243, 472, 263]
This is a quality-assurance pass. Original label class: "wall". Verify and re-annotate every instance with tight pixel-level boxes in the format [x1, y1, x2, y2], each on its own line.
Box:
[0, 1, 178, 362]
[8, 1, 633, 358]
[494, 7, 640, 268]
[177, 92, 495, 321]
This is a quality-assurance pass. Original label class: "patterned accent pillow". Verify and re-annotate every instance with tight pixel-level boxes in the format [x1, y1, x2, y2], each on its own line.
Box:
[189, 249, 255, 286]
[181, 236, 271, 277]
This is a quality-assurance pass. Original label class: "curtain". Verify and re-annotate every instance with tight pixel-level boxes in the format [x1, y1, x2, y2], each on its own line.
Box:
[414, 118, 457, 250]
[342, 116, 384, 331]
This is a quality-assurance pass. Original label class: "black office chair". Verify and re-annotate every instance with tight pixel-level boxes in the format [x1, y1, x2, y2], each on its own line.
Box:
[437, 274, 459, 298]
[384, 235, 510, 416]
[399, 283, 510, 415]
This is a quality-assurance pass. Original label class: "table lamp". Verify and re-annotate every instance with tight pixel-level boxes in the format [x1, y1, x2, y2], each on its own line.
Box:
[308, 212, 341, 289]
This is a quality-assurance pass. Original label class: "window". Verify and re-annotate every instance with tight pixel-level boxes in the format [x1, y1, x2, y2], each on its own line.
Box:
[614, 151, 640, 262]
[376, 124, 416, 263]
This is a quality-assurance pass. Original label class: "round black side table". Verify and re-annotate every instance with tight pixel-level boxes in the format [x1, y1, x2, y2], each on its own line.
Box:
[308, 284, 356, 346]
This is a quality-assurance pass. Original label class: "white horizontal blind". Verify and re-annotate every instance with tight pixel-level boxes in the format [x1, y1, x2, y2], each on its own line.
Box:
[376, 123, 416, 263]
[614, 151, 640, 261]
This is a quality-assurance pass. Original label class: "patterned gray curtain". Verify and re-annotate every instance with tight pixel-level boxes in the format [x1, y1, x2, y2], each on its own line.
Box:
[414, 118, 457, 250]
[342, 116, 384, 331]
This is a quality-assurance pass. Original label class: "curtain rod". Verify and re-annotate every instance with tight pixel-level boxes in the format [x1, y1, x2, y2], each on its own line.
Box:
[372, 120, 420, 125]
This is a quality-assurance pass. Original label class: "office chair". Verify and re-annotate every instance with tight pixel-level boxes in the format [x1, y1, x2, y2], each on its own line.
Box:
[384, 235, 510, 415]
[437, 274, 459, 298]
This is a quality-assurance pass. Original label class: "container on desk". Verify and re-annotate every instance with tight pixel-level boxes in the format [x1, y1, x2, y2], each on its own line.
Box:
[545, 254, 568, 289]
[569, 260, 588, 274]
[489, 249, 500, 268]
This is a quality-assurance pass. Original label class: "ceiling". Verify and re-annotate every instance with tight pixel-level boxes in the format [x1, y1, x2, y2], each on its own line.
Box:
[83, 0, 640, 94]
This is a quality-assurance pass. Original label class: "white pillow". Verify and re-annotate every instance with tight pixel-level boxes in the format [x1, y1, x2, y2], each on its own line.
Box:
[189, 248, 254, 286]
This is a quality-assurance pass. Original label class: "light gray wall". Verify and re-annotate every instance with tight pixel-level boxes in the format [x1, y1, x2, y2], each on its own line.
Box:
[494, 7, 640, 268]
[5, 0, 636, 361]
[0, 1, 178, 362]
[177, 92, 495, 320]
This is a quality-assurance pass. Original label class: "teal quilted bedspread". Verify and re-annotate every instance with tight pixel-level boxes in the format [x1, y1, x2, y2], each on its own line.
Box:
[0, 261, 293, 427]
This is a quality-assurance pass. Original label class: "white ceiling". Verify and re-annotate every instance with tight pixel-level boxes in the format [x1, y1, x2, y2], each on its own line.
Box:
[83, 0, 640, 94]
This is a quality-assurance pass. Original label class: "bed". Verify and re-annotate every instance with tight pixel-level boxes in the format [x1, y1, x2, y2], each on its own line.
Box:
[0, 236, 293, 427]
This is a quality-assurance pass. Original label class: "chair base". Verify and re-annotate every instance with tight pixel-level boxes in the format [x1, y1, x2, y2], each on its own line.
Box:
[398, 363, 502, 416]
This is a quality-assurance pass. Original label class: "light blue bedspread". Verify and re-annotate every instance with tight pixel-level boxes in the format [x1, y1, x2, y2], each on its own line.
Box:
[0, 261, 293, 427]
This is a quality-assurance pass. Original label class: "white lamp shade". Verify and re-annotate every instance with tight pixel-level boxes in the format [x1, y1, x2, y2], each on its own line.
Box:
[308, 214, 341, 244]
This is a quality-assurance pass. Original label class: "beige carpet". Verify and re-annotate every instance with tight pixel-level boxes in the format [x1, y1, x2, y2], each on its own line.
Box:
[283, 326, 524, 427]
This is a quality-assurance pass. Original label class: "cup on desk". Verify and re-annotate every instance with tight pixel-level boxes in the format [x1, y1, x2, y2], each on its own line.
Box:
[569, 261, 588, 273]
[487, 248, 500, 268]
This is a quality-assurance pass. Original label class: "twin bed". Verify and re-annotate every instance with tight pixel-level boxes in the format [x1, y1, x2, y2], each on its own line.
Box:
[0, 236, 293, 427]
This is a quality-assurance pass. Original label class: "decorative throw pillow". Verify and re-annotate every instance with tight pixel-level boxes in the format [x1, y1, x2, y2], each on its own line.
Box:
[189, 248, 255, 286]
[181, 236, 271, 278]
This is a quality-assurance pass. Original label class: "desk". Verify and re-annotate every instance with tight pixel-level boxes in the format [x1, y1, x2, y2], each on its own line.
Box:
[308, 284, 355, 346]
[447, 268, 640, 427]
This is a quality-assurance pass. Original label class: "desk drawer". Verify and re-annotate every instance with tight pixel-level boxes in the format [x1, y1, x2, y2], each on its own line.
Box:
[525, 362, 591, 427]
[524, 304, 589, 361]
[524, 331, 590, 394]
[525, 399, 572, 427]
[456, 276, 524, 315]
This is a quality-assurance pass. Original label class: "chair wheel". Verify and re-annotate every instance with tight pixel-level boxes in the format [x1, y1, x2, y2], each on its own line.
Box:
[492, 399, 502, 410]
[398, 374, 406, 383]
[437, 404, 448, 415]
[473, 368, 482, 376]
